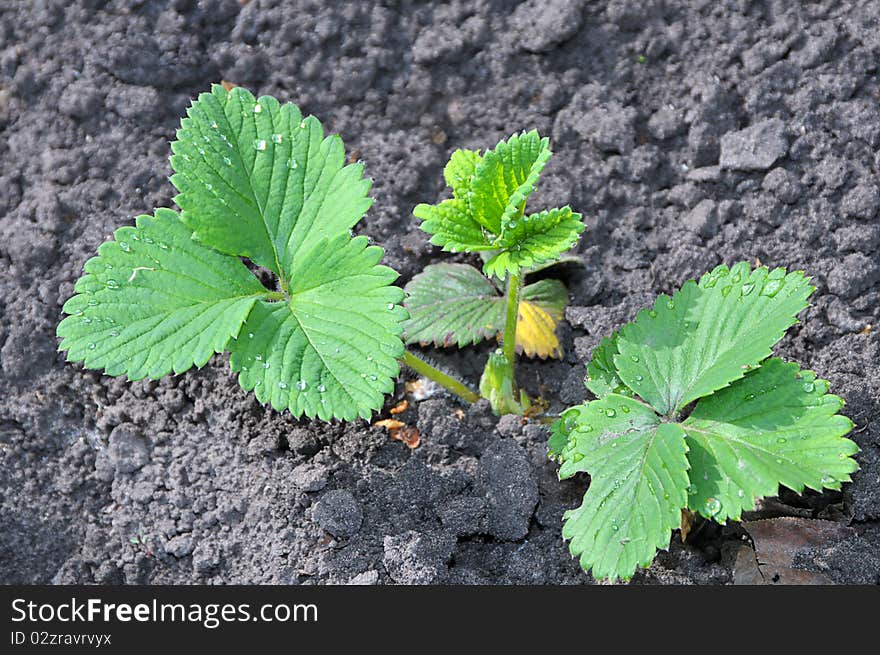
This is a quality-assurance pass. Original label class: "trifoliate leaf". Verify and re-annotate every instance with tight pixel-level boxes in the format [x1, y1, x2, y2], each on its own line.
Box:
[57, 209, 267, 380]
[414, 130, 584, 278]
[586, 333, 632, 398]
[229, 235, 406, 421]
[555, 395, 690, 582]
[614, 263, 814, 415]
[683, 358, 859, 523]
[483, 207, 585, 278]
[171, 84, 371, 280]
[402, 263, 568, 358]
[61, 86, 408, 422]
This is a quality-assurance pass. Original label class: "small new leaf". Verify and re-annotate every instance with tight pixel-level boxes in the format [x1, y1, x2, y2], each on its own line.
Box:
[553, 262, 858, 582]
[414, 131, 584, 277]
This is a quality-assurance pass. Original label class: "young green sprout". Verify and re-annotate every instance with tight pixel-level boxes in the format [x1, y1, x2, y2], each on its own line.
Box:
[550, 262, 859, 582]
[404, 131, 585, 414]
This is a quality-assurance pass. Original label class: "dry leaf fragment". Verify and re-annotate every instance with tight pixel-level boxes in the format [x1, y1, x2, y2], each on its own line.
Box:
[680, 509, 696, 542]
[859, 323, 872, 335]
[391, 425, 420, 449]
[390, 399, 409, 415]
[374, 419, 404, 431]
[220, 80, 236, 91]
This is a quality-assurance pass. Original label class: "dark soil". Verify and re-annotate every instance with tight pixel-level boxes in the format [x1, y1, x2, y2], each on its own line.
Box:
[1, 0, 879, 585]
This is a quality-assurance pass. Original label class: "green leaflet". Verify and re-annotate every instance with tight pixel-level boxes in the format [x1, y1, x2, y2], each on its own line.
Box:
[413, 130, 585, 277]
[585, 333, 632, 399]
[230, 235, 405, 421]
[58, 86, 407, 422]
[614, 262, 814, 415]
[57, 209, 266, 380]
[553, 262, 858, 582]
[171, 85, 372, 282]
[402, 263, 568, 357]
[483, 207, 584, 279]
[556, 395, 690, 582]
[683, 358, 858, 523]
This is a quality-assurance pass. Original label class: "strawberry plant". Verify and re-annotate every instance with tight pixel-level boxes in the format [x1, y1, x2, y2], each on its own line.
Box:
[57, 84, 480, 420]
[404, 131, 585, 414]
[549, 262, 859, 582]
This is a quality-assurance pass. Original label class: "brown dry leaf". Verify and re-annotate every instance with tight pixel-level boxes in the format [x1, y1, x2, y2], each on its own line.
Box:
[454, 408, 465, 419]
[680, 509, 696, 542]
[741, 517, 854, 584]
[346, 148, 361, 164]
[374, 419, 405, 431]
[755, 256, 763, 267]
[860, 323, 872, 335]
[390, 400, 409, 415]
[220, 80, 237, 91]
[391, 425, 420, 449]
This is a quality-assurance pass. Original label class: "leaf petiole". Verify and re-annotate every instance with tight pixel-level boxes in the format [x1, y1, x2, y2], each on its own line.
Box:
[401, 350, 481, 404]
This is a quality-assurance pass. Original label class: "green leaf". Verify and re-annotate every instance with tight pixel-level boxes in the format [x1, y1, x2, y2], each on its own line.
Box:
[614, 263, 814, 415]
[444, 148, 482, 199]
[483, 207, 585, 278]
[170, 84, 371, 280]
[586, 333, 632, 399]
[470, 130, 551, 233]
[413, 130, 583, 277]
[403, 263, 503, 348]
[555, 395, 690, 582]
[229, 234, 406, 421]
[57, 209, 266, 380]
[402, 264, 568, 357]
[683, 358, 859, 523]
[413, 199, 495, 253]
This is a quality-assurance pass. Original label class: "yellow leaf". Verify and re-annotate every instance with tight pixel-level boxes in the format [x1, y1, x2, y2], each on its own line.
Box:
[516, 299, 563, 359]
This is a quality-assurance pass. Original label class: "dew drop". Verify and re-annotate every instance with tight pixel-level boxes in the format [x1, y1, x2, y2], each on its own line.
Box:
[704, 497, 722, 516]
[300, 120, 306, 129]
[761, 279, 783, 297]
[211, 121, 219, 129]
[621, 405, 630, 413]
[634, 375, 643, 382]
[741, 282, 755, 296]
[254, 139, 267, 151]
[666, 300, 675, 310]
[263, 362, 270, 369]
[648, 310, 658, 318]
[271, 133, 283, 144]
[630, 354, 639, 362]
[119, 242, 131, 252]
[387, 303, 395, 310]
[572, 453, 584, 463]
[87, 342, 96, 350]
[278, 381, 287, 389]
[803, 381, 815, 393]
[737, 489, 744, 498]
[744, 393, 756, 401]
[605, 408, 616, 418]
[248, 332, 254, 339]
[296, 380, 307, 391]
[317, 384, 326, 393]
[253, 103, 262, 113]
[254, 354, 263, 361]
[821, 475, 835, 486]
[721, 285, 732, 297]
[369, 375, 377, 381]
[224, 156, 232, 166]
[105, 279, 119, 289]
[777, 437, 787, 444]
[288, 158, 298, 169]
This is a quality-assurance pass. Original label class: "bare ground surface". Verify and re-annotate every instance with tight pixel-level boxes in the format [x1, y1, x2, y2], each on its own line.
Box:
[1, 0, 878, 585]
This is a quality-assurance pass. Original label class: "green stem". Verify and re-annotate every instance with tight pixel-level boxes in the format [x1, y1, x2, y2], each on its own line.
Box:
[264, 290, 287, 302]
[501, 269, 522, 372]
[402, 350, 480, 404]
